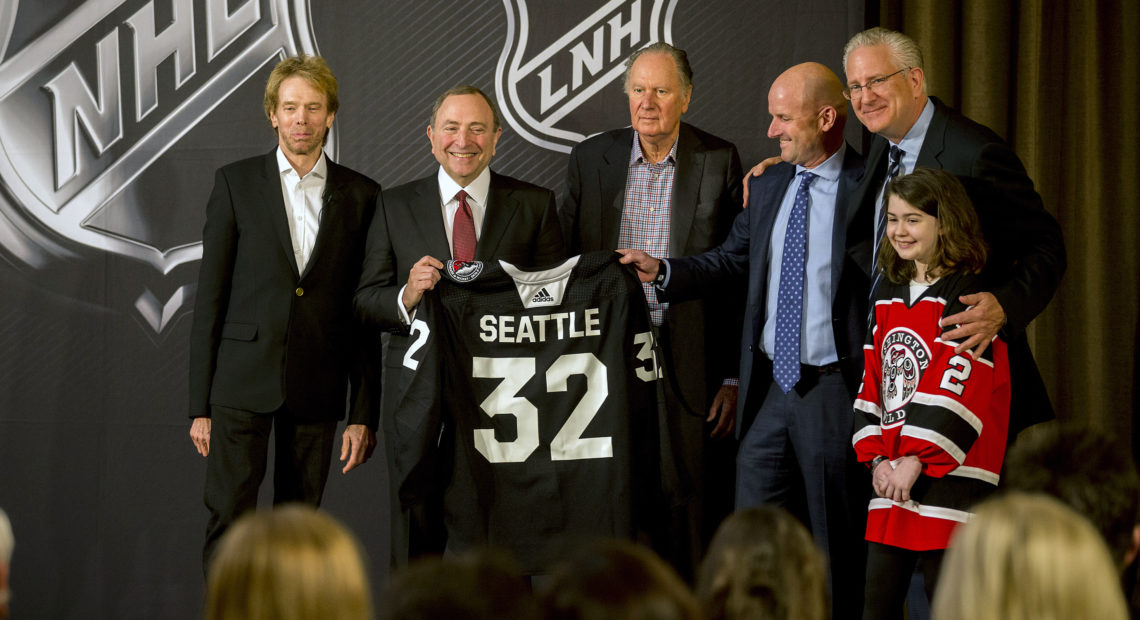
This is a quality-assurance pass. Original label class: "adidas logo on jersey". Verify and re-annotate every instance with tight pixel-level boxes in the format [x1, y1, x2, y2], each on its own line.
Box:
[531, 287, 555, 303]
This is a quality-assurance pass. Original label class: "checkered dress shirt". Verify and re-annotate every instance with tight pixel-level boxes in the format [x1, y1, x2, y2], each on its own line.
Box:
[618, 132, 677, 326]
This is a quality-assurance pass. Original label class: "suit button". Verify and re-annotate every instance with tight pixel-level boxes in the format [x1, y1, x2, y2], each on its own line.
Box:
[295, 287, 304, 296]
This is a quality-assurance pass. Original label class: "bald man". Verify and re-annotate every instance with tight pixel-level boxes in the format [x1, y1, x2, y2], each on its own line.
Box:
[620, 63, 869, 619]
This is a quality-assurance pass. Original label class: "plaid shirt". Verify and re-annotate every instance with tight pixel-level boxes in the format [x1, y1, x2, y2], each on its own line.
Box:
[618, 132, 677, 326]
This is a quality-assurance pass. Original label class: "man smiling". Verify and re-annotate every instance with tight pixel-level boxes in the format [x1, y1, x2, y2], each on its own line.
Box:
[354, 84, 564, 567]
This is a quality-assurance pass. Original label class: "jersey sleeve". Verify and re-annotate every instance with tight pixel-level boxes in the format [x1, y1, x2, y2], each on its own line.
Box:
[387, 293, 446, 509]
[898, 333, 1000, 478]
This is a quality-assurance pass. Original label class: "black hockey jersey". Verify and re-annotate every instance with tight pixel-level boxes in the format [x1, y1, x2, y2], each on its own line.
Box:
[390, 251, 661, 573]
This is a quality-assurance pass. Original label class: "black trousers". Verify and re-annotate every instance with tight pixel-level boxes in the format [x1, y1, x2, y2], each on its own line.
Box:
[862, 541, 944, 620]
[202, 404, 337, 571]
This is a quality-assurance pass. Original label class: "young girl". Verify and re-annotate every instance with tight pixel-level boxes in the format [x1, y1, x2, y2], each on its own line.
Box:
[852, 167, 1010, 619]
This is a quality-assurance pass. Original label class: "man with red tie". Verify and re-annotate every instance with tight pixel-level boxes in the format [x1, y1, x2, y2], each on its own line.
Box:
[354, 85, 565, 567]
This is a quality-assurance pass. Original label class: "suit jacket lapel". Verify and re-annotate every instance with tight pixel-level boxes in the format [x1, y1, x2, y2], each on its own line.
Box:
[670, 123, 702, 257]
[261, 150, 301, 279]
[600, 130, 632, 248]
[411, 176, 452, 260]
[477, 172, 518, 261]
[916, 96, 948, 168]
[750, 164, 794, 344]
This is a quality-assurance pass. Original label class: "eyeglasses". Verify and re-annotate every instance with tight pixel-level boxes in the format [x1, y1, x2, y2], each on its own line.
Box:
[843, 68, 910, 100]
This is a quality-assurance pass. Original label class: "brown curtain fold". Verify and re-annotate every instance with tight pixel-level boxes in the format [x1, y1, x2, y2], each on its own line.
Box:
[874, 1, 1140, 436]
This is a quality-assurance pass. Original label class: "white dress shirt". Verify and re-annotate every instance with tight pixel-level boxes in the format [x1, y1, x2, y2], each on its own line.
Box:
[276, 147, 328, 272]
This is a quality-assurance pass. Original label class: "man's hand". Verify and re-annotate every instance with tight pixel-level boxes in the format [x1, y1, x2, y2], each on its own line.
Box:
[707, 384, 738, 438]
[615, 249, 661, 283]
[939, 292, 1005, 358]
[741, 156, 782, 206]
[340, 424, 377, 474]
[401, 255, 444, 312]
[190, 417, 211, 457]
[882, 456, 922, 503]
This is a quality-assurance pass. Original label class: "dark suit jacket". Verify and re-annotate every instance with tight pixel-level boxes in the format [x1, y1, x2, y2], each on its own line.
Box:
[560, 123, 744, 412]
[848, 97, 1066, 430]
[664, 146, 869, 436]
[189, 150, 380, 426]
[353, 170, 565, 420]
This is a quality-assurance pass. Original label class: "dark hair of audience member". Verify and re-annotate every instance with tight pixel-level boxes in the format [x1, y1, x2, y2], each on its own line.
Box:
[695, 506, 828, 620]
[1004, 421, 1140, 569]
[204, 504, 371, 620]
[538, 539, 702, 620]
[379, 548, 539, 620]
[932, 492, 1128, 620]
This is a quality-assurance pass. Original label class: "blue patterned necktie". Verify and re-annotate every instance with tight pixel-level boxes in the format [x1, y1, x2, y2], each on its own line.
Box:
[773, 171, 817, 393]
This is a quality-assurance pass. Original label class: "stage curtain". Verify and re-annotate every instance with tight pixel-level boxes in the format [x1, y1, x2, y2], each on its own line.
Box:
[872, 0, 1140, 437]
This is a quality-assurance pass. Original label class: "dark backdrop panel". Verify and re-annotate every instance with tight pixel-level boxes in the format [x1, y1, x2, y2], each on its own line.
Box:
[0, 1, 860, 617]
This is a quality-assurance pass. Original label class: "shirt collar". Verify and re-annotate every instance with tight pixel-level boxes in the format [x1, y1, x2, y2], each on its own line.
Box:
[629, 130, 679, 165]
[894, 98, 935, 155]
[437, 166, 492, 205]
[796, 146, 845, 183]
[276, 147, 327, 180]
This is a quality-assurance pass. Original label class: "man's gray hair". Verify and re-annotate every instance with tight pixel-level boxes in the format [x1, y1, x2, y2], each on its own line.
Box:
[842, 27, 928, 94]
[622, 41, 693, 94]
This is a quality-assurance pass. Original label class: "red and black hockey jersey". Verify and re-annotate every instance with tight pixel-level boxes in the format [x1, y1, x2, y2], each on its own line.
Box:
[390, 251, 661, 573]
[852, 271, 1010, 551]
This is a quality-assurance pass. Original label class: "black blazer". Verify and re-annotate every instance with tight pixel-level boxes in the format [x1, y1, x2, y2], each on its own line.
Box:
[189, 150, 380, 426]
[664, 146, 869, 436]
[353, 170, 566, 419]
[560, 123, 744, 413]
[848, 97, 1066, 431]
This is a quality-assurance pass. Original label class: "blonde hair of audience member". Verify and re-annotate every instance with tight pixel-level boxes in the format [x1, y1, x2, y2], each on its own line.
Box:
[204, 505, 371, 620]
[932, 492, 1128, 620]
[696, 506, 827, 620]
[539, 539, 702, 620]
[0, 508, 12, 619]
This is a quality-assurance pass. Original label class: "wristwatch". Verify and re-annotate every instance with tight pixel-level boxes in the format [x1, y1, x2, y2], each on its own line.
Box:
[871, 455, 890, 471]
[652, 261, 668, 287]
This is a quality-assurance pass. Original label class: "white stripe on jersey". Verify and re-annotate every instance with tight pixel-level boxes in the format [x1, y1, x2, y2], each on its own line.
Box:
[948, 465, 1000, 486]
[911, 392, 984, 433]
[868, 497, 974, 524]
[900, 425, 967, 464]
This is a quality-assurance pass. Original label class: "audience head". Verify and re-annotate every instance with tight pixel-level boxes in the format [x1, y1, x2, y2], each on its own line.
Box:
[932, 492, 1129, 620]
[379, 549, 539, 620]
[539, 539, 702, 620]
[0, 508, 11, 619]
[880, 167, 987, 284]
[696, 506, 828, 620]
[842, 27, 927, 143]
[1005, 422, 1140, 569]
[204, 505, 371, 620]
[767, 62, 848, 168]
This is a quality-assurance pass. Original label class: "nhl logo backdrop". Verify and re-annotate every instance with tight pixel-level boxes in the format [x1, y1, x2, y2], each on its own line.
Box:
[0, 0, 326, 333]
[496, 0, 676, 153]
[0, 2, 860, 618]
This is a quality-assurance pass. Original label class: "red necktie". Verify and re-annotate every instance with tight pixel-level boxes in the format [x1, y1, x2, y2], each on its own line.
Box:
[452, 190, 476, 262]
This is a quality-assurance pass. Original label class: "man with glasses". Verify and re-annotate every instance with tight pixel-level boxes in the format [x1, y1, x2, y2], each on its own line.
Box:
[841, 27, 1064, 444]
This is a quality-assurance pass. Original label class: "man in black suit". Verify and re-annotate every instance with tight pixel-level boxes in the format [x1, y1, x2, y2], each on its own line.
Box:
[188, 55, 380, 569]
[560, 42, 742, 580]
[354, 85, 564, 566]
[841, 27, 1065, 435]
[620, 62, 869, 618]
